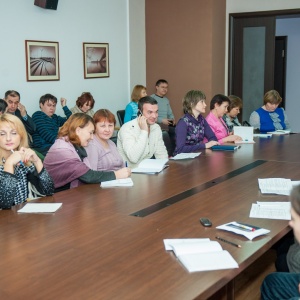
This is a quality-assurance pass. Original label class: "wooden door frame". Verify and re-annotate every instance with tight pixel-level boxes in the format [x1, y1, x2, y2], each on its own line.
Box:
[228, 9, 300, 95]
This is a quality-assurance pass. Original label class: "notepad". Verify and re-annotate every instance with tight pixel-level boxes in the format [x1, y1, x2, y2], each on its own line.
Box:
[131, 158, 169, 174]
[234, 126, 255, 143]
[170, 153, 201, 160]
[267, 129, 291, 135]
[216, 221, 270, 240]
[101, 178, 133, 187]
[249, 202, 291, 220]
[18, 203, 62, 213]
[211, 145, 239, 151]
[258, 178, 300, 195]
[164, 238, 238, 272]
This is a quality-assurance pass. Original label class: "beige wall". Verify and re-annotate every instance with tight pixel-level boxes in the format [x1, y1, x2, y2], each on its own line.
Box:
[145, 0, 226, 120]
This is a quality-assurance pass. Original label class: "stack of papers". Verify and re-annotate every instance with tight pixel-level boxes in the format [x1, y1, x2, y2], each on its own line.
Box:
[170, 153, 201, 160]
[101, 178, 133, 188]
[216, 221, 270, 240]
[250, 201, 291, 220]
[132, 158, 168, 174]
[18, 203, 62, 213]
[258, 178, 300, 195]
[164, 238, 238, 272]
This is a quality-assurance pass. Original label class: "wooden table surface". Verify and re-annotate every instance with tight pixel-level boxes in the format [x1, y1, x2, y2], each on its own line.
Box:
[0, 134, 299, 300]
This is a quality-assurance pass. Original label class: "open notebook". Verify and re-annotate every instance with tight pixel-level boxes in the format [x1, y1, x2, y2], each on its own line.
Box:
[234, 126, 255, 143]
[132, 158, 169, 174]
[164, 238, 238, 272]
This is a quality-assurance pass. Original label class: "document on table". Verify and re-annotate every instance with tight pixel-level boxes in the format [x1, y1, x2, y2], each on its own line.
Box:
[170, 153, 201, 160]
[101, 178, 133, 187]
[131, 158, 169, 174]
[249, 201, 291, 220]
[253, 133, 272, 138]
[18, 203, 62, 213]
[258, 178, 300, 196]
[267, 129, 291, 135]
[164, 238, 238, 272]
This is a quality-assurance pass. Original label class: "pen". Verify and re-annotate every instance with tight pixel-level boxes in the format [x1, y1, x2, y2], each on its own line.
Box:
[234, 223, 256, 231]
[11, 150, 24, 166]
[216, 236, 242, 248]
[125, 161, 128, 167]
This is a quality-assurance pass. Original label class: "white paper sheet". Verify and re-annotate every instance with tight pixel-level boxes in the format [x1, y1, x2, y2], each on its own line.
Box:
[18, 203, 62, 213]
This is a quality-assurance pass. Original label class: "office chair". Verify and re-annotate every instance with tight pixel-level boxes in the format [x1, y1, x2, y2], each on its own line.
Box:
[117, 110, 125, 127]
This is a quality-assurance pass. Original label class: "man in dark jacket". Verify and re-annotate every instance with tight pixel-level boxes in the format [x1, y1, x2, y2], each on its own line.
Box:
[4, 90, 36, 146]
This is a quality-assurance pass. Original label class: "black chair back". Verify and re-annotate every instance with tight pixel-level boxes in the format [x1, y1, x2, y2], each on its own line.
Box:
[117, 110, 125, 126]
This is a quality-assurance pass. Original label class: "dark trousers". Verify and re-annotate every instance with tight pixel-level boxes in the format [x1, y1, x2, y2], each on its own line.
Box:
[161, 125, 176, 157]
[261, 272, 300, 300]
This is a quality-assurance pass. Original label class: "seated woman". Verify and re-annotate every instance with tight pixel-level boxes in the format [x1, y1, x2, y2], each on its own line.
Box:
[249, 90, 290, 133]
[222, 95, 243, 133]
[0, 114, 54, 209]
[44, 113, 131, 192]
[85, 109, 124, 171]
[124, 85, 147, 123]
[174, 90, 218, 155]
[206, 94, 242, 143]
[0, 99, 8, 114]
[70, 92, 95, 117]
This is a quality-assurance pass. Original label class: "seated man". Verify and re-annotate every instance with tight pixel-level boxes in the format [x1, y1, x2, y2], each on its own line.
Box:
[32, 93, 72, 156]
[151, 79, 176, 156]
[4, 90, 36, 145]
[151, 79, 175, 126]
[261, 185, 300, 300]
[117, 96, 168, 168]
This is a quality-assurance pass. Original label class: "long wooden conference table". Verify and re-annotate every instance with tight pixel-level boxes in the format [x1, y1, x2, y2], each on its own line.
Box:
[1, 134, 300, 299]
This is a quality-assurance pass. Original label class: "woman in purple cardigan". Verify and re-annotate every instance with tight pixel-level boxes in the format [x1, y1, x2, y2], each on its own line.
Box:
[85, 109, 124, 171]
[174, 90, 219, 155]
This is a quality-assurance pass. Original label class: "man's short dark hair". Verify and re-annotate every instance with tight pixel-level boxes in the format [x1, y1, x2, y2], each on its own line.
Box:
[155, 79, 168, 86]
[39, 93, 57, 105]
[5, 90, 20, 99]
[138, 96, 158, 111]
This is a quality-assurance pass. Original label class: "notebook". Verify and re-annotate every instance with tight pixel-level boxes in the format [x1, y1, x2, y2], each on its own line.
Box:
[211, 145, 240, 151]
[164, 238, 238, 272]
[131, 158, 169, 174]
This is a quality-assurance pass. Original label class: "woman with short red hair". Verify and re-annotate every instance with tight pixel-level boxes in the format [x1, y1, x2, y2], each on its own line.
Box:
[86, 109, 125, 171]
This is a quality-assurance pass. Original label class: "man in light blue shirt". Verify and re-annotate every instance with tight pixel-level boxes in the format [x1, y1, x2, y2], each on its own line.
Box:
[151, 79, 176, 156]
[151, 79, 175, 126]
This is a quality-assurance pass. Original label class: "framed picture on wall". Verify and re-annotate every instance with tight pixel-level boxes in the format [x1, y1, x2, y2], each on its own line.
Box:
[25, 40, 60, 81]
[83, 43, 109, 79]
